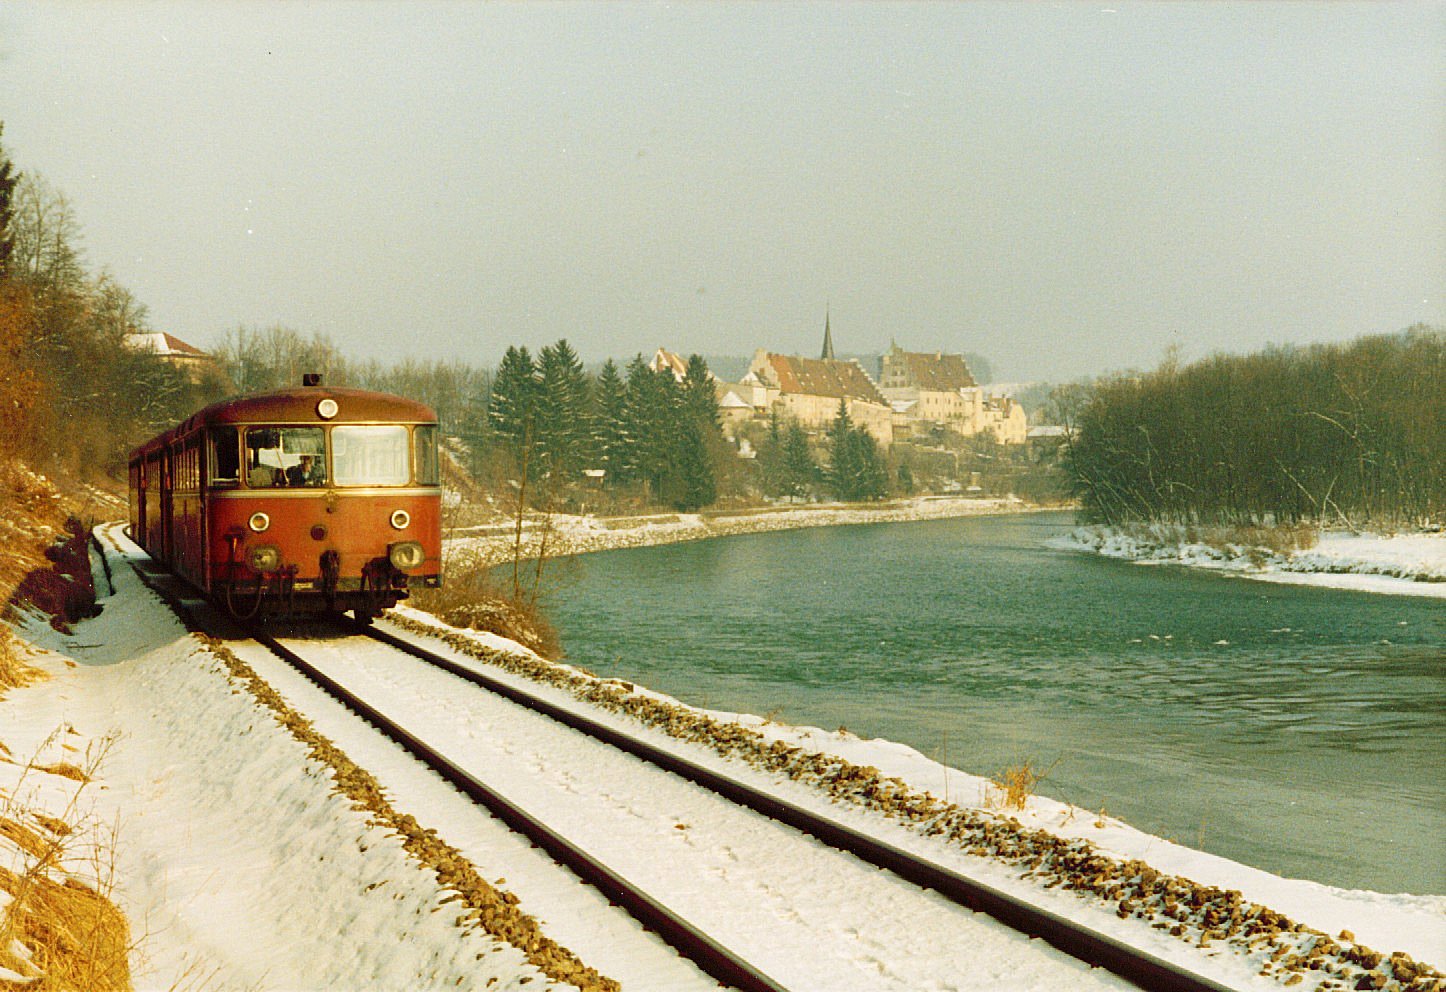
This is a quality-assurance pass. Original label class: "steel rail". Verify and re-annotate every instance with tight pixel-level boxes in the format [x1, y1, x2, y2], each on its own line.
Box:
[122, 554, 789, 992]
[363, 622, 1241, 992]
[248, 629, 791, 992]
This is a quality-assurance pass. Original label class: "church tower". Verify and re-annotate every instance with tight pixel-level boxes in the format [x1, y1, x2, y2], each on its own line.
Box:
[820, 307, 836, 360]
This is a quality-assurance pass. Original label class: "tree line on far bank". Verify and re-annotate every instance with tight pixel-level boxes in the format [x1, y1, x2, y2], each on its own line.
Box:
[1063, 328, 1444, 527]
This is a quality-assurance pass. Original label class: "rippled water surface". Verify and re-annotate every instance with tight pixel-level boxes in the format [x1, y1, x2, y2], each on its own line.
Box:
[546, 511, 1445, 893]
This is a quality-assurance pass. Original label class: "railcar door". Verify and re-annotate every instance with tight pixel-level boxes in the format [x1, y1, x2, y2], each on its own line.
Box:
[129, 458, 144, 546]
[161, 447, 175, 566]
[143, 453, 161, 552]
[202, 426, 242, 594]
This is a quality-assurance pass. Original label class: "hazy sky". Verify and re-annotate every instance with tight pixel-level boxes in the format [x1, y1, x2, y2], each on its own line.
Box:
[1, 2, 1441, 381]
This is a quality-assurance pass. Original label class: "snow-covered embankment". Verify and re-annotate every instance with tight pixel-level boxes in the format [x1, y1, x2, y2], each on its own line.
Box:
[1053, 526, 1446, 598]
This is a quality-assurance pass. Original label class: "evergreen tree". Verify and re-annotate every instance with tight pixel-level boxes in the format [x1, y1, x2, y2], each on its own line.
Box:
[756, 409, 785, 498]
[487, 345, 539, 472]
[781, 422, 818, 501]
[827, 400, 888, 502]
[592, 358, 629, 482]
[681, 354, 719, 429]
[535, 338, 591, 486]
[669, 418, 716, 511]
[623, 355, 680, 498]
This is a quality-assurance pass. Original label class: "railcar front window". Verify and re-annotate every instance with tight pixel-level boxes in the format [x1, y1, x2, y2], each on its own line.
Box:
[414, 425, 439, 486]
[332, 425, 410, 486]
[245, 427, 326, 488]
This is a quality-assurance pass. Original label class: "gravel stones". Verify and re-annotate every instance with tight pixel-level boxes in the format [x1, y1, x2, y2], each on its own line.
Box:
[388, 610, 1446, 992]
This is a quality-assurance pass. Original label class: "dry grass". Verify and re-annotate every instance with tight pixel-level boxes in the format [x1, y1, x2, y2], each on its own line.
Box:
[0, 866, 131, 992]
[0, 462, 76, 694]
[29, 762, 89, 784]
[0, 815, 49, 858]
[0, 628, 42, 694]
[1218, 522, 1320, 555]
[410, 556, 562, 660]
[1121, 520, 1321, 559]
[985, 759, 1057, 812]
[0, 734, 131, 991]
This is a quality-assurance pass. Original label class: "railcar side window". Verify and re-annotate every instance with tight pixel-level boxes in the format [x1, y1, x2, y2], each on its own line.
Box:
[414, 425, 439, 486]
[332, 425, 410, 486]
[209, 428, 240, 485]
[245, 427, 326, 487]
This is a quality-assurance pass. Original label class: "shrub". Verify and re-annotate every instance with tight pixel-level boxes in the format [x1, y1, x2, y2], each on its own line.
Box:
[409, 558, 561, 660]
[986, 760, 1053, 811]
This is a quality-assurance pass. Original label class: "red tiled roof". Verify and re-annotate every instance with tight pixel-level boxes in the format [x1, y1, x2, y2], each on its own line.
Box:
[159, 332, 209, 357]
[766, 354, 886, 405]
[890, 350, 976, 391]
[127, 331, 211, 358]
[650, 348, 688, 381]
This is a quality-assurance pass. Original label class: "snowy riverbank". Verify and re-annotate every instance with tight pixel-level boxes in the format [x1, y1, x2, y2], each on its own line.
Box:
[446, 495, 1046, 566]
[1052, 526, 1446, 599]
[1, 524, 1440, 989]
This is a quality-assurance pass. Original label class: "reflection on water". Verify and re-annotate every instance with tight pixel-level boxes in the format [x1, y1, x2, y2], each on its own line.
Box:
[548, 511, 1446, 894]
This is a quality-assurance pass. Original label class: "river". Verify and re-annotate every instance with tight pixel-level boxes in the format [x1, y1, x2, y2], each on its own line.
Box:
[545, 510, 1444, 895]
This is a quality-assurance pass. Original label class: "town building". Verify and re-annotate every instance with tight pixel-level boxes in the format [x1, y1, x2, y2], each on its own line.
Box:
[648, 347, 692, 382]
[744, 348, 893, 444]
[878, 342, 1027, 444]
[124, 331, 219, 383]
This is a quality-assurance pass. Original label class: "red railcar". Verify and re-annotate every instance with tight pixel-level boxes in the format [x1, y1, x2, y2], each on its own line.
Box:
[128, 377, 443, 619]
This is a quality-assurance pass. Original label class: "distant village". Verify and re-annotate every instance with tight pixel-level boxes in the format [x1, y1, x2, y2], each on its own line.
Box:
[648, 314, 1029, 450]
[127, 318, 1038, 455]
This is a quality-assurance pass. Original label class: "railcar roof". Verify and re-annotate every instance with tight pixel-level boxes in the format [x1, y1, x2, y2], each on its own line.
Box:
[131, 386, 438, 459]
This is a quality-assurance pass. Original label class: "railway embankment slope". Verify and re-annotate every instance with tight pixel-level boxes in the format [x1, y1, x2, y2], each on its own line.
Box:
[0, 464, 130, 990]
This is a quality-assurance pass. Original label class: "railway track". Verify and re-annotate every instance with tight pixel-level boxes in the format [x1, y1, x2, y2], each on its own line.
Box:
[355, 623, 1243, 992]
[252, 624, 790, 992]
[126, 548, 1241, 992]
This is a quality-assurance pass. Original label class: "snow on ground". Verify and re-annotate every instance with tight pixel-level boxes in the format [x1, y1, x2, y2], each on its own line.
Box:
[732, 716, 1446, 966]
[250, 629, 1137, 992]
[1052, 526, 1446, 598]
[381, 609, 1446, 978]
[2, 520, 1442, 991]
[1, 531, 568, 991]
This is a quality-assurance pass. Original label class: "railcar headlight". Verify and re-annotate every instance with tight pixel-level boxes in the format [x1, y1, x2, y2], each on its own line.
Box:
[389, 509, 411, 530]
[388, 541, 425, 572]
[248, 512, 271, 533]
[247, 545, 281, 573]
[317, 398, 338, 419]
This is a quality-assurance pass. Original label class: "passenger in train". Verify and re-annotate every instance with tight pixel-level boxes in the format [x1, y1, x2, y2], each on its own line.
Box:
[286, 454, 324, 487]
[248, 455, 278, 488]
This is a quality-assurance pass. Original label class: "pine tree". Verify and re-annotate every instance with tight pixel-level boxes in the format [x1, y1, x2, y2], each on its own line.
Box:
[592, 358, 628, 482]
[623, 355, 669, 494]
[781, 421, 818, 501]
[669, 418, 716, 511]
[682, 354, 719, 429]
[827, 400, 888, 502]
[535, 338, 591, 487]
[488, 345, 539, 472]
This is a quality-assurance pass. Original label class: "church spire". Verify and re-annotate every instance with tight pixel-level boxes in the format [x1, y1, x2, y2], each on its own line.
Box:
[821, 305, 836, 360]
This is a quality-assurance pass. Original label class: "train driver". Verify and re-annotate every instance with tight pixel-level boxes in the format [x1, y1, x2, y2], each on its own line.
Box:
[285, 454, 324, 487]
